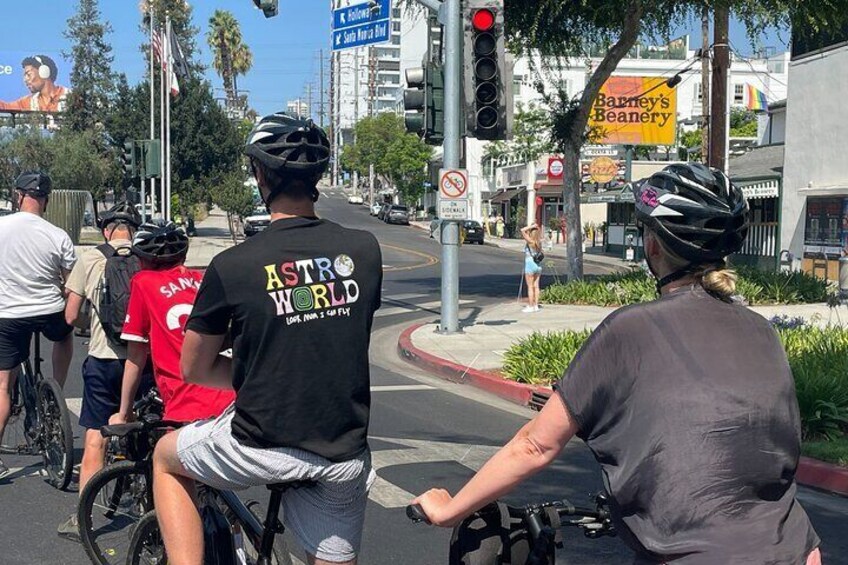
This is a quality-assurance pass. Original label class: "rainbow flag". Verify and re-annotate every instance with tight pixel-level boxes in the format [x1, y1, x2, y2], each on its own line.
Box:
[747, 84, 768, 111]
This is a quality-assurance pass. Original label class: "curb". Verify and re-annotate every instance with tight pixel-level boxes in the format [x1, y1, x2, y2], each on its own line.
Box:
[397, 323, 550, 407]
[398, 323, 848, 496]
[797, 457, 848, 497]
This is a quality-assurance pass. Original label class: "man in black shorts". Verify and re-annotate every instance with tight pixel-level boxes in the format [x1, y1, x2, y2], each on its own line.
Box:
[0, 172, 76, 478]
[152, 113, 382, 565]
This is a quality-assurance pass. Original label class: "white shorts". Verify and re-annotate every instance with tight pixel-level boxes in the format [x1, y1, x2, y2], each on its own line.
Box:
[176, 405, 375, 563]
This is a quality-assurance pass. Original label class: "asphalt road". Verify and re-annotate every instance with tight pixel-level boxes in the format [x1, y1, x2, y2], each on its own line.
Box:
[1, 191, 846, 564]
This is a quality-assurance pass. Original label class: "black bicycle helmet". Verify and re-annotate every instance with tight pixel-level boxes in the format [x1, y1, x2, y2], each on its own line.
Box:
[244, 112, 330, 203]
[132, 219, 189, 264]
[98, 201, 142, 230]
[15, 171, 52, 198]
[634, 163, 749, 264]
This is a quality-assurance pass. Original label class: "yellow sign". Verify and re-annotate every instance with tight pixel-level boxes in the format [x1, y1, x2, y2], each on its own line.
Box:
[589, 157, 618, 184]
[588, 76, 678, 145]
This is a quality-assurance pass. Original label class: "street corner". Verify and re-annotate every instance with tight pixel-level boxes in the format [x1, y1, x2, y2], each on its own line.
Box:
[797, 457, 848, 497]
[397, 322, 550, 407]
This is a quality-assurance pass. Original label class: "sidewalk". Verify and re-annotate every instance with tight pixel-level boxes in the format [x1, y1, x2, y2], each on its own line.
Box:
[409, 220, 630, 272]
[397, 299, 848, 495]
[73, 207, 236, 269]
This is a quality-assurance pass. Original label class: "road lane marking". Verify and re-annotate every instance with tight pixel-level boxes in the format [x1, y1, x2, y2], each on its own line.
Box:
[380, 243, 438, 272]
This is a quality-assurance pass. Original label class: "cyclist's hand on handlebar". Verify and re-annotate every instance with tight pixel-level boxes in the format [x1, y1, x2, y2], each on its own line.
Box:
[108, 412, 135, 426]
[411, 489, 462, 528]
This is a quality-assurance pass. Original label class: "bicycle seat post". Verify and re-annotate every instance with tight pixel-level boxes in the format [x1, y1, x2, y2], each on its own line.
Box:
[257, 487, 286, 565]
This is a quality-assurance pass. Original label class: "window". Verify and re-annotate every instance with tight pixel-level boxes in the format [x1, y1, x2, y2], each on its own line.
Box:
[734, 84, 745, 105]
[513, 75, 523, 97]
[391, 34, 400, 45]
[804, 197, 844, 255]
[695, 83, 702, 104]
[393, 21, 401, 32]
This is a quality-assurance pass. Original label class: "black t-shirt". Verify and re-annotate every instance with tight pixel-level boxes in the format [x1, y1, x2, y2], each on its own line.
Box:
[555, 287, 820, 564]
[187, 217, 382, 462]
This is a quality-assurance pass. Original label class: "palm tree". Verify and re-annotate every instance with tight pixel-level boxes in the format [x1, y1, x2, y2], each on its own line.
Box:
[207, 9, 253, 107]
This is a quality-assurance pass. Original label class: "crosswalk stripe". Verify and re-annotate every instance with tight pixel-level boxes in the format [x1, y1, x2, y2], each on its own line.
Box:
[66, 397, 82, 417]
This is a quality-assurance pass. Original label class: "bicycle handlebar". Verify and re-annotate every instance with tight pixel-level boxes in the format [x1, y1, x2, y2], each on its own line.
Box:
[406, 504, 430, 524]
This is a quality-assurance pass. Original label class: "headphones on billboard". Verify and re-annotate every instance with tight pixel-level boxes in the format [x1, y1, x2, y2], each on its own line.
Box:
[34, 56, 52, 80]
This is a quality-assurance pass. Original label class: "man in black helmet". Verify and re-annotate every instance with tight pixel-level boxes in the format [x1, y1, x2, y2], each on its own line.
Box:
[0, 172, 76, 479]
[153, 113, 382, 565]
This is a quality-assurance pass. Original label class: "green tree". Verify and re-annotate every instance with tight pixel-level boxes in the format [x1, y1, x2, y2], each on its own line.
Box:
[211, 171, 254, 242]
[63, 0, 116, 131]
[730, 108, 758, 137]
[341, 113, 432, 206]
[207, 10, 253, 104]
[0, 128, 56, 202]
[50, 129, 115, 202]
[505, 0, 848, 280]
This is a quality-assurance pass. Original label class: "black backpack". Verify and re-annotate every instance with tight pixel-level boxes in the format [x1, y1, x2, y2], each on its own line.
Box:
[97, 243, 141, 346]
[449, 502, 558, 565]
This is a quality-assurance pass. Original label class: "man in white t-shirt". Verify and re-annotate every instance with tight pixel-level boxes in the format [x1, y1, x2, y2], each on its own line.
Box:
[0, 172, 76, 479]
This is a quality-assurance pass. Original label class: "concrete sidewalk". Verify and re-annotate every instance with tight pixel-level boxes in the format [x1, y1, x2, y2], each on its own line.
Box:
[73, 207, 236, 269]
[404, 300, 848, 375]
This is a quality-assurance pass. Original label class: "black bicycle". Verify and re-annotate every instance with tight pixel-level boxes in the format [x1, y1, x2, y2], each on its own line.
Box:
[78, 393, 298, 565]
[407, 493, 616, 565]
[0, 331, 74, 490]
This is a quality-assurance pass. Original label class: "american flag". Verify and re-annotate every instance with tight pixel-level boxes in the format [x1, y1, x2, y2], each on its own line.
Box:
[152, 29, 164, 68]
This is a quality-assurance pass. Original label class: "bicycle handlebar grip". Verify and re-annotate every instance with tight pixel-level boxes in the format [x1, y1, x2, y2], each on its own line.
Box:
[406, 504, 431, 524]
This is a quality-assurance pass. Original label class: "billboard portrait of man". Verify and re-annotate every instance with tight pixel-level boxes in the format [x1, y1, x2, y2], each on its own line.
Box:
[0, 55, 69, 113]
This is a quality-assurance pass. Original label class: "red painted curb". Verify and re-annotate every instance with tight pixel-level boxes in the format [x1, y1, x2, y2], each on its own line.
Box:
[397, 323, 550, 407]
[797, 457, 848, 496]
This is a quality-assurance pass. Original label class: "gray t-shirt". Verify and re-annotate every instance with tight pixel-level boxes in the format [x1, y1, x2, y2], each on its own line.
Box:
[555, 286, 820, 564]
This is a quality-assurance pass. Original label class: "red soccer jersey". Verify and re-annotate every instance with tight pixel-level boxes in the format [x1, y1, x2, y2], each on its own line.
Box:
[121, 266, 235, 423]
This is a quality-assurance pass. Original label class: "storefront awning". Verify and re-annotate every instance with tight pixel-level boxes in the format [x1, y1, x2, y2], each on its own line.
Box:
[489, 187, 525, 204]
[535, 183, 565, 198]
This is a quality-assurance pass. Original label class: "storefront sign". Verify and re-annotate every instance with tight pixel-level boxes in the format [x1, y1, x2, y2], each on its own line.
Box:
[547, 157, 564, 179]
[589, 157, 618, 184]
[588, 76, 678, 146]
[741, 182, 779, 199]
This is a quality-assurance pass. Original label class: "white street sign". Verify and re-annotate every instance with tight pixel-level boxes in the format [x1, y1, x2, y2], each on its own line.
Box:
[438, 199, 469, 220]
[438, 168, 469, 200]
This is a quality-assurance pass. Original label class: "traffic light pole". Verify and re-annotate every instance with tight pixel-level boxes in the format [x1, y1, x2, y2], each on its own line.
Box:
[412, 0, 461, 334]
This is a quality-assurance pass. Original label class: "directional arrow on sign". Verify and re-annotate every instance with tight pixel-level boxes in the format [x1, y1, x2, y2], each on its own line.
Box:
[341, 13, 347, 24]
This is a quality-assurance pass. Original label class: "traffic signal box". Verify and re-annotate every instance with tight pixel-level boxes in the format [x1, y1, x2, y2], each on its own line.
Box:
[122, 140, 162, 179]
[403, 63, 445, 146]
[463, 0, 512, 140]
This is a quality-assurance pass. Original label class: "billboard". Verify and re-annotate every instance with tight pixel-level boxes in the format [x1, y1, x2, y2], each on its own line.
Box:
[588, 76, 677, 146]
[0, 52, 72, 113]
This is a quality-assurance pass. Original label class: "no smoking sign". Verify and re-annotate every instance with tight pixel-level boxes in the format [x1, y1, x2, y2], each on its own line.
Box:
[439, 169, 469, 200]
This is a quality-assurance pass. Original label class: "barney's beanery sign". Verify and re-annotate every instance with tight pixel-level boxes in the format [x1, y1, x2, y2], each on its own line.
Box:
[588, 76, 678, 146]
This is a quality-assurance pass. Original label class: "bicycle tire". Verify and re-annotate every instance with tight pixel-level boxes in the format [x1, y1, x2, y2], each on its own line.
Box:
[79, 459, 152, 565]
[127, 511, 166, 565]
[36, 376, 74, 489]
[0, 363, 39, 456]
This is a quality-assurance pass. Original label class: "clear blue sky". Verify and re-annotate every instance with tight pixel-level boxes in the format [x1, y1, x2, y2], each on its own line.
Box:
[0, 1, 787, 118]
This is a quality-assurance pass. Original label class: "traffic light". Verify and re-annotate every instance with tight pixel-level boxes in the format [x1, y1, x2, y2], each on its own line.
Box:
[403, 63, 445, 145]
[463, 0, 512, 140]
[140, 140, 162, 178]
[122, 141, 137, 178]
[252, 0, 278, 18]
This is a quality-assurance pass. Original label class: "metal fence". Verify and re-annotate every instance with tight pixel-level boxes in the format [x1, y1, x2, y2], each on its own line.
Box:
[44, 190, 94, 245]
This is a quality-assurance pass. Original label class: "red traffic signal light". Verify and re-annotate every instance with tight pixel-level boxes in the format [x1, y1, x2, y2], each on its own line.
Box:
[471, 9, 495, 32]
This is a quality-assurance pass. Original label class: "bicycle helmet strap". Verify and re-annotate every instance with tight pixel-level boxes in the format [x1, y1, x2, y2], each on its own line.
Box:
[655, 267, 693, 296]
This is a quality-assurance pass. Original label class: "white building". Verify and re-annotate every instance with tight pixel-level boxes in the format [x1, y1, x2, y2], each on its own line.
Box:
[780, 32, 848, 281]
[285, 99, 309, 119]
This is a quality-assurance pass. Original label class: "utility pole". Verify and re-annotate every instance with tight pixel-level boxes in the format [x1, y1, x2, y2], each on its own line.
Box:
[352, 48, 360, 194]
[329, 48, 336, 185]
[368, 45, 376, 203]
[307, 83, 313, 119]
[319, 49, 325, 128]
[700, 5, 710, 163]
[709, 4, 730, 172]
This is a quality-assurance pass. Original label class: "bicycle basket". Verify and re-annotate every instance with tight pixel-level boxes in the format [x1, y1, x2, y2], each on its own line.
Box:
[449, 502, 548, 565]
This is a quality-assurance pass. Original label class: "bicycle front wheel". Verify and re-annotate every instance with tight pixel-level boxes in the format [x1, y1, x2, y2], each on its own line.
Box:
[36, 376, 74, 489]
[127, 511, 166, 565]
[79, 459, 152, 565]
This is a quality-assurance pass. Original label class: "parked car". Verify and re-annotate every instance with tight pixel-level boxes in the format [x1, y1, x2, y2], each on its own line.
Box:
[462, 220, 485, 245]
[243, 206, 271, 237]
[0, 208, 13, 217]
[370, 203, 382, 216]
[347, 194, 363, 205]
[384, 205, 410, 225]
[377, 203, 392, 220]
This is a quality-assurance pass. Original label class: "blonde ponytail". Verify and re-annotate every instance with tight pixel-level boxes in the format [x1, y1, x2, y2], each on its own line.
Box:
[694, 264, 738, 300]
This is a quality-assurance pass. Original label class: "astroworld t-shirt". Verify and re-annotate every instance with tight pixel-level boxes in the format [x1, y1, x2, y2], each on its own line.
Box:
[186, 217, 382, 462]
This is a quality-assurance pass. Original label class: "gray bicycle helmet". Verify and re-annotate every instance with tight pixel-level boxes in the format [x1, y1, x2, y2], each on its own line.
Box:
[98, 201, 142, 230]
[132, 219, 189, 265]
[634, 163, 749, 264]
[15, 171, 52, 198]
[244, 112, 330, 204]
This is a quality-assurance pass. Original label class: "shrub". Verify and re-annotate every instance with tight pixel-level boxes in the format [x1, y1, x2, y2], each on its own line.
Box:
[504, 326, 848, 441]
[540, 267, 829, 307]
[502, 330, 592, 385]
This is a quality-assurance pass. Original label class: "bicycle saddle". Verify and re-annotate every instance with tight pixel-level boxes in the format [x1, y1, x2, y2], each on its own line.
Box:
[100, 422, 145, 438]
[266, 480, 317, 492]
